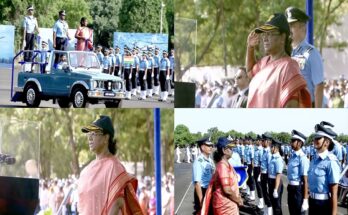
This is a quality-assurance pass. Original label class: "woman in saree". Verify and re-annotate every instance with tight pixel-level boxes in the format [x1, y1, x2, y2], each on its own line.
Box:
[246, 13, 311, 108]
[75, 17, 93, 51]
[78, 115, 143, 215]
[200, 137, 243, 215]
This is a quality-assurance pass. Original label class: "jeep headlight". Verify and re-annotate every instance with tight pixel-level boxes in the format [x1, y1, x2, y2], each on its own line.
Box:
[93, 80, 98, 89]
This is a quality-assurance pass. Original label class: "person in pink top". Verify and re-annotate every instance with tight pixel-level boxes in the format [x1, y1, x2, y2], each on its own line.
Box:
[246, 13, 311, 108]
[78, 116, 143, 215]
[75, 17, 93, 51]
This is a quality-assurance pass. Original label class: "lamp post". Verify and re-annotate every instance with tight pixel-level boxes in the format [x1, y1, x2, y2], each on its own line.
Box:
[160, 2, 165, 34]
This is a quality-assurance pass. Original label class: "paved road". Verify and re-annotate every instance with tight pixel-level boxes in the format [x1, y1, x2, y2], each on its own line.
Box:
[0, 66, 173, 108]
[174, 162, 348, 215]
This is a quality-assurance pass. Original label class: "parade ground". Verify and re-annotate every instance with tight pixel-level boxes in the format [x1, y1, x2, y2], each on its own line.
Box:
[0, 65, 173, 108]
[174, 162, 348, 215]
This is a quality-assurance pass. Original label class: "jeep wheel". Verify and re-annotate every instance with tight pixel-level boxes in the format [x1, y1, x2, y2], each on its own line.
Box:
[105, 99, 121, 108]
[71, 88, 87, 108]
[58, 98, 72, 108]
[24, 84, 41, 107]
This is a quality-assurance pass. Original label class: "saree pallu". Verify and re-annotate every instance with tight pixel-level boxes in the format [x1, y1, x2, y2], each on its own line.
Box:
[247, 56, 311, 108]
[200, 160, 239, 215]
[78, 156, 143, 215]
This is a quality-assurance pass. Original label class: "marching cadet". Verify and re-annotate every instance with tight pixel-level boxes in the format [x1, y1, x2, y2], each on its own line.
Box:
[96, 45, 103, 63]
[131, 48, 140, 96]
[169, 49, 175, 96]
[108, 47, 115, 75]
[146, 51, 155, 98]
[254, 135, 264, 208]
[287, 130, 310, 215]
[192, 137, 215, 215]
[308, 123, 340, 215]
[283, 144, 290, 165]
[23, 5, 40, 62]
[101, 49, 111, 74]
[175, 146, 181, 163]
[53, 10, 70, 52]
[320, 121, 343, 166]
[138, 52, 148, 100]
[285, 7, 324, 107]
[268, 139, 284, 215]
[114, 46, 122, 77]
[245, 136, 256, 200]
[260, 133, 273, 215]
[153, 48, 161, 95]
[122, 47, 133, 100]
[158, 50, 170, 102]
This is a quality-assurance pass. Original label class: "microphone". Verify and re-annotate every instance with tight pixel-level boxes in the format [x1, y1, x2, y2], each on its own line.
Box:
[0, 153, 16, 165]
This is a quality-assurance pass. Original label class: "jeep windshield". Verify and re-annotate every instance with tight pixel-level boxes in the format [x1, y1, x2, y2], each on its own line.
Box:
[69, 52, 101, 70]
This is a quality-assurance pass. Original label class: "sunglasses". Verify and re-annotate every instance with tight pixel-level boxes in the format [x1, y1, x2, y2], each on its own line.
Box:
[204, 144, 213, 148]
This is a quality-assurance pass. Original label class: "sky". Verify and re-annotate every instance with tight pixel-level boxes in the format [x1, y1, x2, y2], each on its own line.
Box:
[175, 109, 348, 136]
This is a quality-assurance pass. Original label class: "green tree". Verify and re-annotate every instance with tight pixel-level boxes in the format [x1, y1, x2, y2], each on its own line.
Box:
[119, 0, 168, 34]
[174, 124, 192, 147]
[88, 0, 122, 47]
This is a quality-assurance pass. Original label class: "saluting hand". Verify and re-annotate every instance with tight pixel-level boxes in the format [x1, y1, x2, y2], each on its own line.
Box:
[247, 31, 260, 48]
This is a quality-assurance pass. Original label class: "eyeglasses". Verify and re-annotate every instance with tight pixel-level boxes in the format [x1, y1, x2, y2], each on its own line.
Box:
[261, 32, 281, 39]
[86, 132, 104, 138]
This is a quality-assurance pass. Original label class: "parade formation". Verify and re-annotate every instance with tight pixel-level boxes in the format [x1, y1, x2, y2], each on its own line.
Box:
[14, 5, 175, 107]
[175, 120, 347, 215]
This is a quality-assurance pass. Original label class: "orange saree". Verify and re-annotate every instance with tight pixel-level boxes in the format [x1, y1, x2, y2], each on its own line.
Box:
[78, 156, 143, 215]
[247, 56, 311, 108]
[200, 160, 239, 215]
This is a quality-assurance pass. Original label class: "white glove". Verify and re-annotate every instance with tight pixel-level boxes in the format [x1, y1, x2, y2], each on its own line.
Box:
[257, 174, 261, 182]
[166, 75, 170, 80]
[301, 199, 309, 211]
[129, 73, 132, 79]
[151, 73, 154, 78]
[273, 189, 278, 198]
[143, 75, 147, 80]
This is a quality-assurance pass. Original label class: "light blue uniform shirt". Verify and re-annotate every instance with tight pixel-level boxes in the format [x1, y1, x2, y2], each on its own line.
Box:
[261, 147, 271, 174]
[160, 58, 170, 71]
[109, 53, 115, 66]
[228, 152, 242, 167]
[147, 57, 154, 69]
[291, 40, 324, 103]
[192, 154, 215, 188]
[254, 146, 263, 167]
[308, 150, 341, 194]
[53, 20, 69, 38]
[169, 55, 175, 70]
[245, 145, 254, 165]
[268, 152, 284, 178]
[139, 59, 148, 71]
[115, 53, 122, 66]
[154, 54, 160, 68]
[331, 142, 343, 162]
[101, 56, 110, 69]
[284, 145, 290, 155]
[287, 149, 310, 182]
[23, 16, 38, 34]
[97, 52, 103, 64]
[133, 56, 140, 68]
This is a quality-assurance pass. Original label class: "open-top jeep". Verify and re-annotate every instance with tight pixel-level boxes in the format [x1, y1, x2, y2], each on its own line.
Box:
[11, 50, 124, 108]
